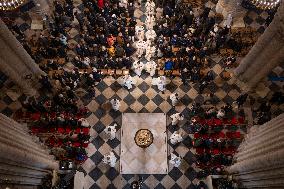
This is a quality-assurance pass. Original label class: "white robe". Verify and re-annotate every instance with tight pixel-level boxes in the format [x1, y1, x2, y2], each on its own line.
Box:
[170, 131, 183, 145]
[145, 29, 157, 41]
[217, 109, 225, 119]
[145, 61, 157, 76]
[145, 1, 155, 16]
[170, 113, 184, 125]
[157, 76, 167, 91]
[152, 76, 167, 92]
[157, 48, 163, 58]
[145, 45, 156, 61]
[119, 0, 128, 8]
[103, 152, 117, 167]
[135, 25, 145, 41]
[170, 93, 179, 106]
[117, 75, 136, 89]
[136, 40, 147, 57]
[110, 99, 121, 111]
[133, 60, 144, 76]
[145, 15, 155, 30]
[104, 123, 117, 140]
[157, 81, 165, 91]
[223, 13, 232, 28]
[169, 153, 181, 167]
[79, 118, 90, 127]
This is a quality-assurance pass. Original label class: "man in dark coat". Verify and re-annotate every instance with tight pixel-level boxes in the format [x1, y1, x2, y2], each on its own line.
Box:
[235, 93, 248, 108]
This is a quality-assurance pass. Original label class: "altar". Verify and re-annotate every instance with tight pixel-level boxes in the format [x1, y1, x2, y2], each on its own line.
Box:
[120, 113, 168, 174]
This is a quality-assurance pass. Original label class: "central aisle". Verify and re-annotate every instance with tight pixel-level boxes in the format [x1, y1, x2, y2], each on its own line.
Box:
[75, 1, 244, 189]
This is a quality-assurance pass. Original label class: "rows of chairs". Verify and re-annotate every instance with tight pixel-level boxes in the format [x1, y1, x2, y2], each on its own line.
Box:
[193, 131, 241, 140]
[194, 117, 246, 126]
[191, 116, 245, 169]
[195, 147, 236, 156]
[31, 126, 90, 135]
[16, 109, 88, 122]
[48, 68, 182, 78]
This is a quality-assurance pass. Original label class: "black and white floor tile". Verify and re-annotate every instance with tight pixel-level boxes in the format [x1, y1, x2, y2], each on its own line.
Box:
[0, 0, 283, 188]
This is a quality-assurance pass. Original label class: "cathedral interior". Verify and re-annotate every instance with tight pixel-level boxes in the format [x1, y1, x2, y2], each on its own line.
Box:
[0, 0, 283, 188]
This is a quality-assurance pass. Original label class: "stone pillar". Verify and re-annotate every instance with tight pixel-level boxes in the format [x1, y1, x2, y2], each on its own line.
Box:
[227, 114, 284, 188]
[0, 19, 45, 96]
[0, 113, 59, 186]
[215, 0, 246, 27]
[233, 2, 284, 91]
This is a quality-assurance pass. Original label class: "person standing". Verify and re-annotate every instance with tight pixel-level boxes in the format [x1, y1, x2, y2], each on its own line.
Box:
[170, 92, 179, 106]
[169, 153, 181, 167]
[157, 76, 167, 93]
[110, 98, 121, 111]
[133, 60, 144, 77]
[170, 113, 184, 125]
[170, 131, 183, 145]
[136, 40, 146, 58]
[102, 151, 117, 167]
[104, 123, 117, 140]
[145, 45, 156, 61]
[145, 61, 157, 76]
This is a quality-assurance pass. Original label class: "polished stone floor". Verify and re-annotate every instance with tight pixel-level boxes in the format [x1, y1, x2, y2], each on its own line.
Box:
[120, 113, 168, 175]
[0, 1, 284, 189]
[77, 73, 246, 189]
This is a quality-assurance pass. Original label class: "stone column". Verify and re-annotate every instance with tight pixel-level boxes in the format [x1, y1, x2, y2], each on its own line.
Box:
[227, 113, 284, 188]
[0, 19, 45, 96]
[0, 113, 59, 186]
[215, 0, 246, 27]
[233, 2, 284, 91]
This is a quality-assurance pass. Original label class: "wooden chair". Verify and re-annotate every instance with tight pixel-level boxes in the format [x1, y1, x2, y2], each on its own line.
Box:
[220, 49, 227, 55]
[57, 58, 65, 64]
[172, 70, 180, 76]
[100, 69, 108, 75]
[172, 47, 179, 53]
[116, 69, 123, 76]
[79, 69, 91, 74]
[165, 70, 172, 76]
[107, 69, 115, 76]
[158, 70, 165, 76]
[227, 49, 234, 55]
[222, 71, 231, 80]
[122, 69, 129, 75]
[48, 71, 55, 77]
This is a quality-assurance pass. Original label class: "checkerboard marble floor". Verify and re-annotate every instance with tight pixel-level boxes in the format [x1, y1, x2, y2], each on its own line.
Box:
[78, 72, 246, 189]
[0, 1, 283, 189]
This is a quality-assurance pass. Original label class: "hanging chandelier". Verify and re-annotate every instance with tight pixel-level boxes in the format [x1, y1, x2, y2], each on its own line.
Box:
[0, 0, 25, 11]
[250, 0, 281, 10]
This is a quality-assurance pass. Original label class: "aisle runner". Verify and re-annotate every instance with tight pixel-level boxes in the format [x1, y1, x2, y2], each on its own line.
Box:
[120, 113, 168, 174]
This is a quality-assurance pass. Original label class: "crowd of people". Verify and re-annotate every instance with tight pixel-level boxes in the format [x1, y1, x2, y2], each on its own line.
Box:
[18, 91, 90, 162]
[26, 0, 138, 70]
[155, 3, 231, 89]
[4, 1, 282, 188]
[167, 96, 246, 176]
[8, 0, 236, 95]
